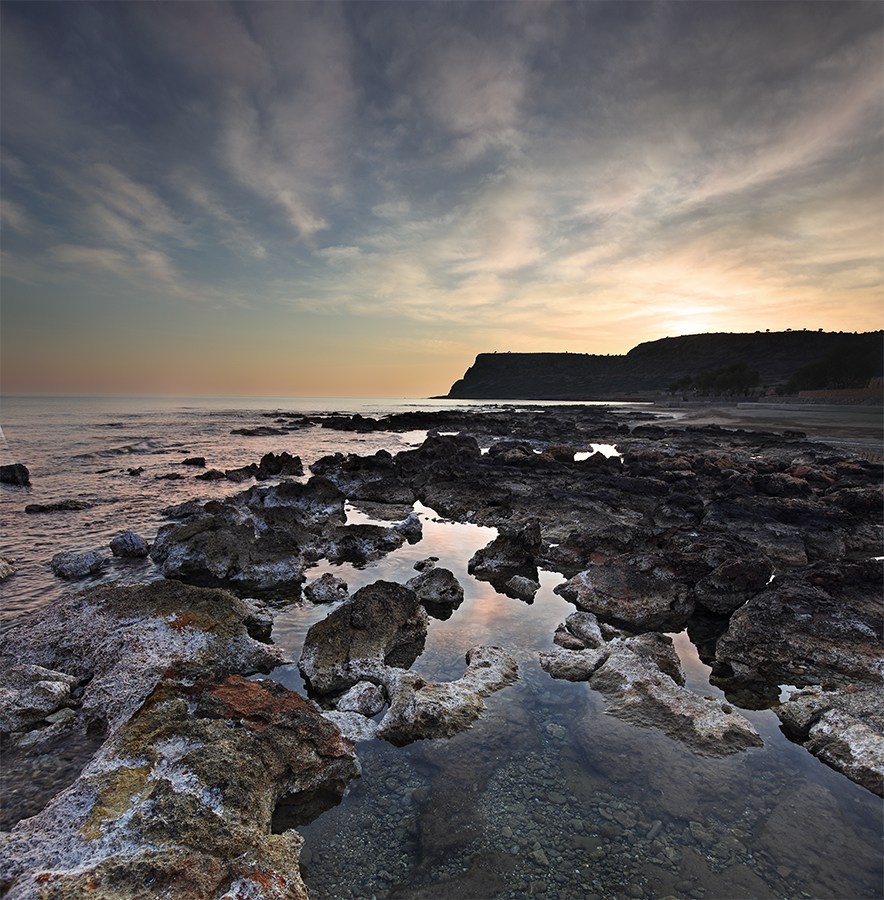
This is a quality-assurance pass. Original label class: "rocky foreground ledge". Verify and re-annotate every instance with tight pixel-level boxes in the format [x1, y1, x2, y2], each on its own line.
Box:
[1, 406, 882, 898]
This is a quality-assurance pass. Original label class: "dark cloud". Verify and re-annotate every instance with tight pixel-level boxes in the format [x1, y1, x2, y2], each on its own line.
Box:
[2, 1, 881, 391]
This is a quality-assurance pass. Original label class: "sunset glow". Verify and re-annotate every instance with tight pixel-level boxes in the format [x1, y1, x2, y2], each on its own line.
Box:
[2, 1, 881, 396]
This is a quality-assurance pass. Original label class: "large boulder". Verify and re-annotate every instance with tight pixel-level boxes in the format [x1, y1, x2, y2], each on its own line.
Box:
[50, 549, 106, 580]
[0, 675, 359, 899]
[110, 531, 149, 558]
[777, 685, 884, 796]
[298, 581, 428, 696]
[554, 554, 695, 632]
[0, 463, 30, 485]
[304, 572, 349, 605]
[713, 559, 884, 692]
[0, 581, 284, 736]
[405, 566, 464, 618]
[468, 520, 542, 584]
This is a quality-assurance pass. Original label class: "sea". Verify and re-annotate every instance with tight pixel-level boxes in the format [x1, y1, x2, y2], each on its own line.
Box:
[1, 394, 881, 899]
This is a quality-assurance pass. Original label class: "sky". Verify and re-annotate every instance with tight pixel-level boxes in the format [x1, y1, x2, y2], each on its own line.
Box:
[1, 1, 882, 397]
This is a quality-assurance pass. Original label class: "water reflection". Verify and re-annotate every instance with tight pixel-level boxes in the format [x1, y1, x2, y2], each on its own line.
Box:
[272, 506, 883, 900]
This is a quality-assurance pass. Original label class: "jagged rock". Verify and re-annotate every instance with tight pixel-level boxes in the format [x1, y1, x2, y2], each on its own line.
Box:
[304, 572, 349, 605]
[256, 451, 304, 478]
[0, 675, 358, 899]
[777, 685, 884, 796]
[589, 635, 762, 755]
[50, 549, 106, 579]
[504, 574, 541, 601]
[377, 646, 519, 745]
[468, 520, 541, 583]
[406, 566, 464, 618]
[562, 610, 604, 648]
[323, 518, 420, 566]
[0, 557, 16, 581]
[150, 477, 346, 594]
[0, 665, 80, 733]
[0, 463, 30, 485]
[335, 681, 386, 716]
[713, 559, 883, 692]
[413, 557, 438, 572]
[539, 647, 609, 681]
[109, 531, 149, 558]
[195, 468, 227, 481]
[555, 555, 695, 631]
[693, 553, 773, 616]
[0, 581, 284, 735]
[298, 581, 428, 696]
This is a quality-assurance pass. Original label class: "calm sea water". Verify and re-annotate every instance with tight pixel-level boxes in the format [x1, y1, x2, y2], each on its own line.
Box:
[1, 395, 881, 899]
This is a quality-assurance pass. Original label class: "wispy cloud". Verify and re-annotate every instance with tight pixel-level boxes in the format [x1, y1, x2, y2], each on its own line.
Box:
[1, 0, 881, 394]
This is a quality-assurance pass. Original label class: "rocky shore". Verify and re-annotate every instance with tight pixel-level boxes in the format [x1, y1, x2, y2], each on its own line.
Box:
[1, 404, 881, 898]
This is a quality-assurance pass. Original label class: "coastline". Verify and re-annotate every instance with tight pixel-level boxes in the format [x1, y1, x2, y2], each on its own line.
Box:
[1, 401, 881, 899]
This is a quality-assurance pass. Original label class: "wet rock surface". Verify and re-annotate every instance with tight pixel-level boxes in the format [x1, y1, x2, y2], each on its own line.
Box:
[713, 559, 883, 692]
[298, 580, 429, 696]
[377, 646, 519, 746]
[0, 675, 359, 899]
[0, 581, 284, 737]
[4, 403, 884, 899]
[49, 549, 107, 579]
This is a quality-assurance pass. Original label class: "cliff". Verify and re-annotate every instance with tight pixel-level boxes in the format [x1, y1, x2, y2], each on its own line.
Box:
[445, 331, 884, 400]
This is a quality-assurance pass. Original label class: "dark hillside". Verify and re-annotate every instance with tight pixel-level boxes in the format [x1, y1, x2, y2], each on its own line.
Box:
[445, 331, 883, 400]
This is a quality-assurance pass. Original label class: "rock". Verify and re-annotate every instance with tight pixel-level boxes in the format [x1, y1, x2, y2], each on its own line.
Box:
[304, 572, 349, 605]
[0, 664, 80, 733]
[694, 553, 773, 616]
[468, 520, 542, 584]
[377, 646, 519, 745]
[0, 675, 358, 899]
[505, 574, 541, 601]
[50, 549, 106, 579]
[589, 635, 762, 755]
[127, 467, 144, 476]
[256, 451, 304, 478]
[335, 681, 386, 716]
[322, 709, 380, 743]
[554, 555, 695, 631]
[195, 468, 227, 481]
[231, 425, 288, 436]
[777, 685, 884, 795]
[713, 559, 883, 693]
[0, 463, 30, 485]
[298, 581, 428, 696]
[562, 610, 604, 648]
[150, 477, 346, 594]
[406, 566, 465, 618]
[323, 522, 413, 566]
[0, 557, 15, 581]
[540, 647, 609, 681]
[183, 456, 206, 467]
[25, 499, 93, 513]
[413, 557, 438, 572]
[0, 581, 285, 735]
[109, 530, 149, 558]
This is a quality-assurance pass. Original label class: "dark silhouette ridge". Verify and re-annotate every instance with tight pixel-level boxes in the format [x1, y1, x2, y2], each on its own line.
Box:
[445, 331, 884, 400]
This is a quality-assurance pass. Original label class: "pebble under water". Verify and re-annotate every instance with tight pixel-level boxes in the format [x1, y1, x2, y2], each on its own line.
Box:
[1, 396, 881, 899]
[272, 502, 882, 900]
